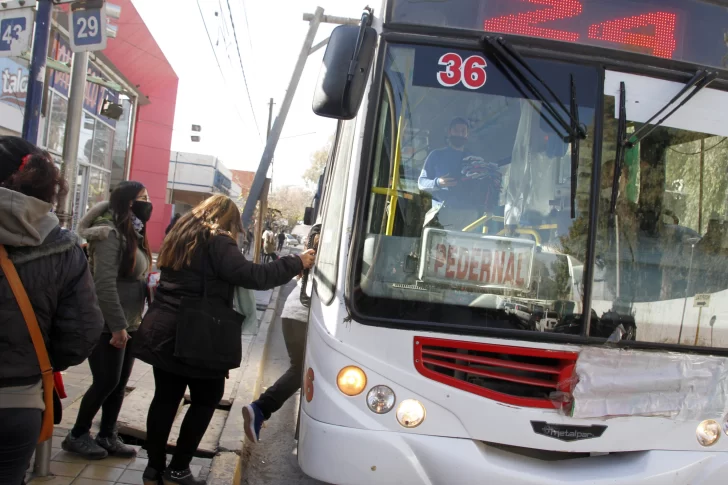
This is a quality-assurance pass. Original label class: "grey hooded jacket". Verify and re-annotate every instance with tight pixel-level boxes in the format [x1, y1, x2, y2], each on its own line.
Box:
[0, 187, 103, 409]
[78, 202, 149, 334]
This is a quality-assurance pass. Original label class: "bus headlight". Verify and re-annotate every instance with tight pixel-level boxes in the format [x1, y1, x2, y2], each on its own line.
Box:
[337, 366, 367, 396]
[366, 385, 396, 414]
[396, 399, 426, 428]
[697, 419, 721, 446]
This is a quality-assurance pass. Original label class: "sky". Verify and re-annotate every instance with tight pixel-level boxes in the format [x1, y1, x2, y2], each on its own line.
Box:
[131, 0, 368, 189]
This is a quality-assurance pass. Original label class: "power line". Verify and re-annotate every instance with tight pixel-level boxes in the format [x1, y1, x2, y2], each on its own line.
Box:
[237, 0, 254, 50]
[224, 0, 263, 143]
[196, 0, 263, 145]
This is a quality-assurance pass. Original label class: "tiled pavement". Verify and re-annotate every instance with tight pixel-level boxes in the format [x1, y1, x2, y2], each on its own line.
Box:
[27, 428, 212, 485]
[24, 249, 285, 484]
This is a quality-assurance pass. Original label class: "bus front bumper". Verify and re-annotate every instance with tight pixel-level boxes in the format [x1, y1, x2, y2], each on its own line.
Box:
[298, 409, 728, 485]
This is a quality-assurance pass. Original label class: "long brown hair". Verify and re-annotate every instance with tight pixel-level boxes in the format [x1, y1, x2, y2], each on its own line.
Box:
[109, 181, 152, 277]
[158, 194, 243, 271]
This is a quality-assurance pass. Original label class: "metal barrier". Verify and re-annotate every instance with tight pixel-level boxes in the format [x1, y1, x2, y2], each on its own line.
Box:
[33, 439, 52, 477]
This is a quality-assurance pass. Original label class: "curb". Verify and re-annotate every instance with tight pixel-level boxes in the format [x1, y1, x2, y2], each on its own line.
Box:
[208, 286, 283, 484]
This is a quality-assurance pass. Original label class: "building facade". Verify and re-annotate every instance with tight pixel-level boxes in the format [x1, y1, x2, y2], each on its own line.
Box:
[230, 169, 255, 201]
[0, 1, 178, 252]
[168, 151, 243, 215]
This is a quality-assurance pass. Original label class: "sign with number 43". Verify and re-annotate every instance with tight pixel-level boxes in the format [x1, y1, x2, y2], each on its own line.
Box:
[70, 6, 107, 53]
[0, 8, 34, 58]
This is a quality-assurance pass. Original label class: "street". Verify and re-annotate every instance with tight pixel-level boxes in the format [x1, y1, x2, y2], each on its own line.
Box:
[238, 275, 327, 485]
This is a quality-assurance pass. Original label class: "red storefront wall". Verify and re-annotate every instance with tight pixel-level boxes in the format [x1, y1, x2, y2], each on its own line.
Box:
[102, 0, 179, 252]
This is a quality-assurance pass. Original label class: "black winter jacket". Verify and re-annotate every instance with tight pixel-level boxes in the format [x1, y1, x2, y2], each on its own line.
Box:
[0, 215, 103, 389]
[134, 233, 303, 379]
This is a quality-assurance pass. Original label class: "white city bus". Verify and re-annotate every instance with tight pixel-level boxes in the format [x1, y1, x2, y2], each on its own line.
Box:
[297, 1, 728, 483]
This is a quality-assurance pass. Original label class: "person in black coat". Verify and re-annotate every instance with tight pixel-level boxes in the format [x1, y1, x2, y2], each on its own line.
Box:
[135, 194, 314, 485]
[0, 137, 103, 484]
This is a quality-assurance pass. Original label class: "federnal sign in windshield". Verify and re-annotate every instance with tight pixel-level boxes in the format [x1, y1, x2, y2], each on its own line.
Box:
[419, 229, 535, 292]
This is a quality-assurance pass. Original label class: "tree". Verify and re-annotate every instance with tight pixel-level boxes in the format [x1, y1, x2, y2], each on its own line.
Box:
[268, 185, 315, 229]
[303, 135, 334, 187]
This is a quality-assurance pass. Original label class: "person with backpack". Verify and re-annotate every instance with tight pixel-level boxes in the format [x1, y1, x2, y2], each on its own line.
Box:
[243, 224, 320, 443]
[63, 181, 153, 459]
[0, 136, 103, 484]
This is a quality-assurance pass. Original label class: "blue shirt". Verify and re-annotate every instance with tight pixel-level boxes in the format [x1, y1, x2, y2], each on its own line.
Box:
[418, 147, 501, 211]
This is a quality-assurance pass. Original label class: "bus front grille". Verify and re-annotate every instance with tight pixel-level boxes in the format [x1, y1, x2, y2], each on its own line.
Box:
[414, 337, 578, 409]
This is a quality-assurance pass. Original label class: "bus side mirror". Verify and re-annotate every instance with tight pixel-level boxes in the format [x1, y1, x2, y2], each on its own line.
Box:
[312, 24, 377, 120]
[304, 207, 314, 226]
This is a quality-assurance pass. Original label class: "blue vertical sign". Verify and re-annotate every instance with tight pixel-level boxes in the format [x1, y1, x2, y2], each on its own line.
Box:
[69, 6, 107, 52]
[0, 8, 33, 58]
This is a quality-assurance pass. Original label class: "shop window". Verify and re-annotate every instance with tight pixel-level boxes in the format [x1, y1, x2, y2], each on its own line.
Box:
[110, 97, 133, 190]
[78, 112, 95, 165]
[46, 92, 68, 155]
[87, 167, 110, 214]
[92, 121, 114, 170]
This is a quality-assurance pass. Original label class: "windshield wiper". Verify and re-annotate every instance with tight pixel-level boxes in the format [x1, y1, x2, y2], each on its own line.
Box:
[610, 82, 628, 217]
[570, 74, 580, 219]
[609, 70, 717, 216]
[627, 70, 717, 148]
[484, 36, 586, 143]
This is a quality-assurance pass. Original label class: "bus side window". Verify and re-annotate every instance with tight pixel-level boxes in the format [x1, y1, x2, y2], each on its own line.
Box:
[314, 119, 356, 304]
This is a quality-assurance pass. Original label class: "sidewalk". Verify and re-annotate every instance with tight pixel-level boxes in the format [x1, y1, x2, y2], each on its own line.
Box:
[25, 286, 279, 485]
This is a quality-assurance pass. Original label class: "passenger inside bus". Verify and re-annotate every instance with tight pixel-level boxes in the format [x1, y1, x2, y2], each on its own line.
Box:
[417, 117, 502, 231]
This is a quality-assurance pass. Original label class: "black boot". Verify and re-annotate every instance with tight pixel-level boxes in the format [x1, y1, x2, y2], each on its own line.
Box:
[143, 466, 165, 485]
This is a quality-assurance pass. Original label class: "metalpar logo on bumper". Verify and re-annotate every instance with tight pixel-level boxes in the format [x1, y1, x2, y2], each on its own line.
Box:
[531, 421, 607, 442]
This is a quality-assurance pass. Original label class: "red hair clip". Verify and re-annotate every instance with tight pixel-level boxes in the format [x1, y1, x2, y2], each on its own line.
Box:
[18, 154, 32, 171]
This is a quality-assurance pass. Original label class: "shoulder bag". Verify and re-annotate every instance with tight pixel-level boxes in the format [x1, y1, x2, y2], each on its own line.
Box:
[0, 245, 55, 443]
[174, 245, 245, 371]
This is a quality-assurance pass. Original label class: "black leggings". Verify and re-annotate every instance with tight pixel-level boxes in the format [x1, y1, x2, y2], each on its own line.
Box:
[72, 332, 136, 438]
[0, 408, 42, 485]
[145, 368, 224, 472]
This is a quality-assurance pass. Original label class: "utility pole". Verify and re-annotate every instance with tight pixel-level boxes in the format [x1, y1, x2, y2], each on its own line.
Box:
[21, 0, 53, 143]
[241, 7, 326, 229]
[56, 51, 90, 229]
[267, 97, 275, 192]
[253, 98, 275, 264]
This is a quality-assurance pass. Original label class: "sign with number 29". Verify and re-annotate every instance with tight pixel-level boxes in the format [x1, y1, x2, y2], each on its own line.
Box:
[69, 7, 107, 53]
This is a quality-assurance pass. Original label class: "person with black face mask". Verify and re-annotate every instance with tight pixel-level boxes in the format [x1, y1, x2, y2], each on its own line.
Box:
[63, 181, 153, 460]
[418, 117, 502, 230]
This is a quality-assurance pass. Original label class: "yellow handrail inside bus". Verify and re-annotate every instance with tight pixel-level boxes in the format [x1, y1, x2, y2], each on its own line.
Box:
[463, 214, 505, 233]
[385, 114, 405, 236]
[371, 187, 413, 199]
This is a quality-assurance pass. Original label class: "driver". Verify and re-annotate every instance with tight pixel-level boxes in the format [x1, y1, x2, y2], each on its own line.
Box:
[418, 117, 502, 231]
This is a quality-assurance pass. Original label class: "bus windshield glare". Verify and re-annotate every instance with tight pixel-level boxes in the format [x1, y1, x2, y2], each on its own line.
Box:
[354, 42, 728, 351]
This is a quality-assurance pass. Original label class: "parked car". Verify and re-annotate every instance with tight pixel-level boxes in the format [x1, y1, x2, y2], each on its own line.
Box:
[285, 234, 299, 246]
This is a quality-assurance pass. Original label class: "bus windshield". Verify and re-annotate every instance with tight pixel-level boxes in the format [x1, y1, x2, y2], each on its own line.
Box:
[355, 42, 598, 334]
[354, 41, 728, 351]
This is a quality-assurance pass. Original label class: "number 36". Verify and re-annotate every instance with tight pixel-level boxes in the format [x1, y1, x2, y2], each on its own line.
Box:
[437, 53, 488, 90]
